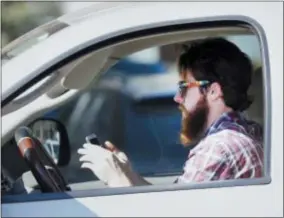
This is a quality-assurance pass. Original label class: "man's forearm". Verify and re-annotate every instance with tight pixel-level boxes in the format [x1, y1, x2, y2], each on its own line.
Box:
[107, 170, 151, 187]
[129, 172, 152, 186]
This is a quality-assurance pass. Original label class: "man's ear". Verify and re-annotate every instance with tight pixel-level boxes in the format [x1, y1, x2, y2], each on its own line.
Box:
[207, 82, 223, 101]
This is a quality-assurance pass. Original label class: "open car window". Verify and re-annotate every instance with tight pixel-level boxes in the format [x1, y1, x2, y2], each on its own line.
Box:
[39, 32, 265, 186]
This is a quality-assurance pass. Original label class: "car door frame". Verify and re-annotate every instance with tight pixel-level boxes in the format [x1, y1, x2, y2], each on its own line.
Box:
[2, 13, 272, 198]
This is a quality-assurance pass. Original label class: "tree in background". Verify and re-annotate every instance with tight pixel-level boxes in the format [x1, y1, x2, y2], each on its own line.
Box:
[1, 1, 63, 47]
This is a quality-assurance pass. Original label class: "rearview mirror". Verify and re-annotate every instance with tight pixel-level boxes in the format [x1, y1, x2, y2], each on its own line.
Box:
[29, 118, 71, 167]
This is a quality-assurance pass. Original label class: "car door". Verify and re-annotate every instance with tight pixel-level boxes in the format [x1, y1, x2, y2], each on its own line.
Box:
[2, 2, 283, 217]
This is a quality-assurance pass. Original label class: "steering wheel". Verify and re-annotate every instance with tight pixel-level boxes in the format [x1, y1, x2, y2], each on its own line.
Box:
[15, 126, 70, 193]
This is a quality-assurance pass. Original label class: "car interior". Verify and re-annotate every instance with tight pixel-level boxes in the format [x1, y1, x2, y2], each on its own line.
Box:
[1, 24, 265, 197]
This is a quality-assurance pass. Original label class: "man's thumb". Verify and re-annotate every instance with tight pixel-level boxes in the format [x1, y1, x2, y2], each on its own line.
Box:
[105, 141, 129, 163]
[105, 141, 119, 152]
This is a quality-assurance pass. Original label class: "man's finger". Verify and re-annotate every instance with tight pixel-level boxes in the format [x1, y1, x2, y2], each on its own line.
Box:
[79, 154, 99, 163]
[77, 144, 94, 155]
[77, 148, 88, 155]
[83, 143, 96, 149]
[78, 143, 107, 155]
[105, 141, 119, 152]
[81, 162, 94, 171]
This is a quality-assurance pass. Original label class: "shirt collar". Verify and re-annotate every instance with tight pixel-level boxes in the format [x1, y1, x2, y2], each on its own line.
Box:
[203, 111, 243, 137]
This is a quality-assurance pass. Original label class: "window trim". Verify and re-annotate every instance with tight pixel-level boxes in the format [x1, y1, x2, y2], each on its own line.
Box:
[2, 178, 270, 203]
[1, 15, 272, 204]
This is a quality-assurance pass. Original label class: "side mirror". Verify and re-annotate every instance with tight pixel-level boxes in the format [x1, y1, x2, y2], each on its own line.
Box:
[29, 118, 71, 167]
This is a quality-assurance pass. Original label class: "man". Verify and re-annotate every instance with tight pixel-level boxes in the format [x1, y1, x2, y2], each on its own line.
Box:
[78, 37, 264, 187]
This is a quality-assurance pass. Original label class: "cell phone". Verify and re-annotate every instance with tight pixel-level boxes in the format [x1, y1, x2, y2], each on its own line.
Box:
[85, 133, 101, 145]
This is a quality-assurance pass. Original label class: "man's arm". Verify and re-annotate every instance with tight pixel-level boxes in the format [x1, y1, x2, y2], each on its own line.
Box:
[78, 142, 152, 187]
[127, 172, 152, 186]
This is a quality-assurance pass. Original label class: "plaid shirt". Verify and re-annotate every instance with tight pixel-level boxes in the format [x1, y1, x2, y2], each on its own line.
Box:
[177, 111, 264, 183]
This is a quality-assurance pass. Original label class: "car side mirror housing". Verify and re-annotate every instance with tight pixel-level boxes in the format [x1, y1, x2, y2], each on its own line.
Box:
[29, 118, 71, 167]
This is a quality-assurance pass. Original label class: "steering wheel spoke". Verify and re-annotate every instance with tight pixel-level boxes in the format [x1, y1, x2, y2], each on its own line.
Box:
[15, 126, 70, 193]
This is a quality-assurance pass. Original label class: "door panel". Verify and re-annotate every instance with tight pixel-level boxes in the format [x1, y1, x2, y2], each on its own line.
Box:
[2, 184, 281, 217]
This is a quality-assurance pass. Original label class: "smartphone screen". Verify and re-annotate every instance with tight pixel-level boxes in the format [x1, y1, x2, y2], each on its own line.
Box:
[85, 133, 101, 145]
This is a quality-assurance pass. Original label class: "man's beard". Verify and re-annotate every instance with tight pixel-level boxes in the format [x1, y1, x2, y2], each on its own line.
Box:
[179, 96, 209, 146]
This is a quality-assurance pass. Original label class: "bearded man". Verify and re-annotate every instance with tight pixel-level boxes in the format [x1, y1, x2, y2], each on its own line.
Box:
[78, 38, 264, 186]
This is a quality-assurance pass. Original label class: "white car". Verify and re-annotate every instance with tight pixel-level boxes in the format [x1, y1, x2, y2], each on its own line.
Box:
[1, 2, 283, 217]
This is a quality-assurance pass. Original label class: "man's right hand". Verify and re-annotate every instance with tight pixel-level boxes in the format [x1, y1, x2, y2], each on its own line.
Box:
[77, 141, 135, 187]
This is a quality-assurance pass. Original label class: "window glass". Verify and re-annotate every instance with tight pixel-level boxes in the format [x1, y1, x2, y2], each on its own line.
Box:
[1, 30, 267, 196]
[49, 33, 265, 185]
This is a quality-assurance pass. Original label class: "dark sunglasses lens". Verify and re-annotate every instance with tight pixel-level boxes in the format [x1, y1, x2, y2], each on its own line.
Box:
[178, 85, 187, 97]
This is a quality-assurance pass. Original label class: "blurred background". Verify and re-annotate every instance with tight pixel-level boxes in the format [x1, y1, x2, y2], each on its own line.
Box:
[1, 2, 97, 47]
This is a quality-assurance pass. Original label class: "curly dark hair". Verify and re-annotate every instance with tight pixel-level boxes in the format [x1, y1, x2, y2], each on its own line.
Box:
[178, 37, 254, 112]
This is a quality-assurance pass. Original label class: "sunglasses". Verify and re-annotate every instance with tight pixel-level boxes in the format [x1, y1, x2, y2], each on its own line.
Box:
[177, 80, 210, 99]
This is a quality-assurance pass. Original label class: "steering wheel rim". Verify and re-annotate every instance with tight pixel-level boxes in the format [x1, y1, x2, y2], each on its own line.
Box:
[15, 126, 70, 193]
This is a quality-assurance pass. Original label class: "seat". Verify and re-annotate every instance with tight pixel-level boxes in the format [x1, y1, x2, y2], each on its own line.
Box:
[245, 67, 264, 126]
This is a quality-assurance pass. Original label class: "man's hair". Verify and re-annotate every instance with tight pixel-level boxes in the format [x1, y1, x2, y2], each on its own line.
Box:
[178, 37, 253, 111]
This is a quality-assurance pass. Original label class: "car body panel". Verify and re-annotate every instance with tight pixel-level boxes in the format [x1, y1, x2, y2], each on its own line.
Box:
[2, 184, 281, 217]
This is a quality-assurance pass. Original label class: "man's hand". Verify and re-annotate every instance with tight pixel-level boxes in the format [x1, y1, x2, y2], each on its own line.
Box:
[77, 141, 134, 187]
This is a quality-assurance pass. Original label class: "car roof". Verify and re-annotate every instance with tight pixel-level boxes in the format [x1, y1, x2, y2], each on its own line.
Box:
[57, 2, 137, 26]
[1, 2, 135, 62]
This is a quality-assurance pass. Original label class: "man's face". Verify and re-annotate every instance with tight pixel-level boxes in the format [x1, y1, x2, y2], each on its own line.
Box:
[174, 71, 209, 146]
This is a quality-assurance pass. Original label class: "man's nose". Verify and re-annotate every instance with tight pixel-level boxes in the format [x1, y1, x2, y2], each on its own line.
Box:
[174, 92, 183, 104]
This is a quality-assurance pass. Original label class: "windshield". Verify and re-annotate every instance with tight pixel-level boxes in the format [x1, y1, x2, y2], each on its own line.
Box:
[1, 20, 69, 65]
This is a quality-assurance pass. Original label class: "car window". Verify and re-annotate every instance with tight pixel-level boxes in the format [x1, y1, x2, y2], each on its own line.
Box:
[2, 20, 269, 199]
[42, 33, 266, 186]
[125, 97, 188, 175]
